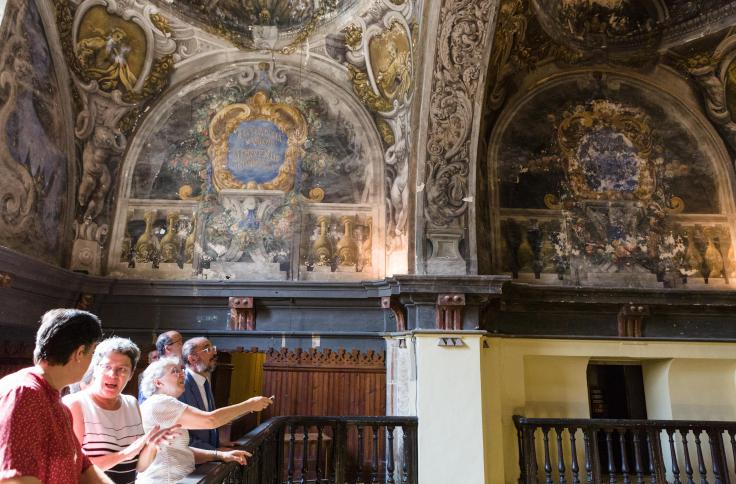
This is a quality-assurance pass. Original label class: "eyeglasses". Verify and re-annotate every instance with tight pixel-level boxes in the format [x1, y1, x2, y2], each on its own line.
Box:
[168, 366, 183, 376]
[98, 363, 131, 378]
[165, 339, 183, 347]
[198, 345, 217, 355]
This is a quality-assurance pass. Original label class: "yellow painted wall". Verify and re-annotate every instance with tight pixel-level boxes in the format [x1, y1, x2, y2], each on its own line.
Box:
[478, 337, 736, 483]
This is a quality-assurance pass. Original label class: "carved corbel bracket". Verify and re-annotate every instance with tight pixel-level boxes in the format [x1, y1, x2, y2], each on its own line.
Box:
[229, 296, 255, 330]
[617, 304, 649, 337]
[76, 293, 95, 310]
[436, 293, 465, 330]
[0, 272, 12, 288]
[381, 296, 407, 331]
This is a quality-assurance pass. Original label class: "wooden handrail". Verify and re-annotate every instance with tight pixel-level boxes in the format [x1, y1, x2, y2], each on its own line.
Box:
[185, 415, 418, 484]
[514, 415, 736, 484]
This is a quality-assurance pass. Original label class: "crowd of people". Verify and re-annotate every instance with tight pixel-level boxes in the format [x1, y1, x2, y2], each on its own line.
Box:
[0, 309, 273, 483]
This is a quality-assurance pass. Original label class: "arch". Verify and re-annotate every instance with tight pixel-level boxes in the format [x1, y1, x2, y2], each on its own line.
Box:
[108, 57, 386, 280]
[486, 66, 736, 285]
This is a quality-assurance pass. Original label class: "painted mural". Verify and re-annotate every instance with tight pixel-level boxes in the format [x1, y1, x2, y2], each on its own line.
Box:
[493, 76, 733, 287]
[530, 0, 729, 53]
[133, 79, 368, 204]
[74, 5, 146, 94]
[114, 64, 381, 280]
[162, 0, 359, 49]
[0, 0, 70, 264]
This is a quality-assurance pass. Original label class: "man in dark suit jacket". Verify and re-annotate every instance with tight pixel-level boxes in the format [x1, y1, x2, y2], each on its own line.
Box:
[138, 330, 183, 404]
[179, 337, 219, 449]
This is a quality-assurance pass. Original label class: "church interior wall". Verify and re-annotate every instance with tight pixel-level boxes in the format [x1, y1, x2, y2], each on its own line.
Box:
[4, 0, 736, 480]
[0, 0, 76, 266]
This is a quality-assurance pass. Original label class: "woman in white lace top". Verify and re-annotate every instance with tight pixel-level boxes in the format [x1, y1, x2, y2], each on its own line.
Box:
[137, 357, 273, 483]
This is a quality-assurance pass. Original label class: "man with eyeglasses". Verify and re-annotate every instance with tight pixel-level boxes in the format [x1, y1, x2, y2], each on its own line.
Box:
[138, 331, 182, 404]
[179, 337, 220, 449]
[156, 331, 183, 360]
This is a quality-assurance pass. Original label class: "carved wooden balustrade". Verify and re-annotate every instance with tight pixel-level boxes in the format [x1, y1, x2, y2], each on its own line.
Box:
[514, 415, 736, 484]
[184, 416, 418, 484]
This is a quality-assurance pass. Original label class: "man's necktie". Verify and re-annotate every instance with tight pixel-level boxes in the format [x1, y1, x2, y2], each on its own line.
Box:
[203, 378, 215, 411]
[202, 378, 219, 447]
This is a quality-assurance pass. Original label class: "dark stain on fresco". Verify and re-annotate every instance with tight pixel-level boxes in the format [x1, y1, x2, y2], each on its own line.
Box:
[498, 79, 718, 214]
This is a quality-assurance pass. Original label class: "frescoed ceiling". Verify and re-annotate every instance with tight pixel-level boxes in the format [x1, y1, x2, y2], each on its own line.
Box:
[149, 0, 360, 49]
[532, 0, 736, 51]
[0, 0, 417, 279]
[480, 0, 736, 288]
[6, 0, 736, 287]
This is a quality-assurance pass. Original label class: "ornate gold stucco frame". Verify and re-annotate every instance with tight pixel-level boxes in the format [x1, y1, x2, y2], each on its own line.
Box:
[208, 91, 307, 192]
[556, 101, 656, 203]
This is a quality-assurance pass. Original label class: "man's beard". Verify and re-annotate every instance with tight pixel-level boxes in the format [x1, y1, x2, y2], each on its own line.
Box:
[195, 360, 216, 374]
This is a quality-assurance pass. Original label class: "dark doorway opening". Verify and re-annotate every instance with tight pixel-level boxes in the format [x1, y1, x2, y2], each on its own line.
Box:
[587, 362, 649, 473]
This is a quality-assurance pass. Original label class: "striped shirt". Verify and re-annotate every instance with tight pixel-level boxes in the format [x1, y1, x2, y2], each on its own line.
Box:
[63, 392, 143, 484]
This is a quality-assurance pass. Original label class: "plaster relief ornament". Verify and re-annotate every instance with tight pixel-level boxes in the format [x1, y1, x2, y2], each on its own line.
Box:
[75, 7, 145, 93]
[208, 91, 307, 193]
[57, 0, 176, 274]
[424, 0, 493, 230]
[686, 32, 736, 158]
[335, 8, 415, 257]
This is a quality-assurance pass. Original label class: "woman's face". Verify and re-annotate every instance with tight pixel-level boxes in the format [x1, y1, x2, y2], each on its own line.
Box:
[92, 351, 133, 400]
[155, 363, 185, 398]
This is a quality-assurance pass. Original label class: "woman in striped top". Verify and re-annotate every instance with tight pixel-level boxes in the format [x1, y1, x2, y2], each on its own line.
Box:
[64, 337, 178, 484]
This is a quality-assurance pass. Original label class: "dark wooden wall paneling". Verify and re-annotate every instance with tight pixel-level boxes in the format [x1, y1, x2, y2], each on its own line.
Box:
[261, 347, 386, 419]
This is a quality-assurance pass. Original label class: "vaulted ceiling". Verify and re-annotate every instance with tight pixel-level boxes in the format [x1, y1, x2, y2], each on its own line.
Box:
[4, 0, 736, 286]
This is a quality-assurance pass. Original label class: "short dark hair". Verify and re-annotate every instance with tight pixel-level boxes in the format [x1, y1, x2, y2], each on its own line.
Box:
[156, 331, 178, 358]
[33, 309, 103, 365]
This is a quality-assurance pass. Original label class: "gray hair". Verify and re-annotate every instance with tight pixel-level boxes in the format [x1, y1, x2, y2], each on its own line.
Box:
[140, 357, 180, 398]
[182, 337, 208, 367]
[91, 337, 141, 372]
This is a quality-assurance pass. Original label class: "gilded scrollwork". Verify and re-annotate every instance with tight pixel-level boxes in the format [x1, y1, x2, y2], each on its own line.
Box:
[556, 100, 656, 202]
[347, 64, 394, 112]
[208, 91, 307, 192]
[332, 9, 415, 258]
[57, 0, 177, 274]
[343, 24, 363, 51]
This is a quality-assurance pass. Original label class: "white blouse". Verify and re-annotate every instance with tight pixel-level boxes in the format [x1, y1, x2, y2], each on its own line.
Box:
[137, 394, 194, 483]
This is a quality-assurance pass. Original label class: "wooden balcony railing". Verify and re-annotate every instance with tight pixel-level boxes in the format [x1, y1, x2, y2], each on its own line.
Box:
[183, 416, 418, 484]
[514, 415, 736, 484]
